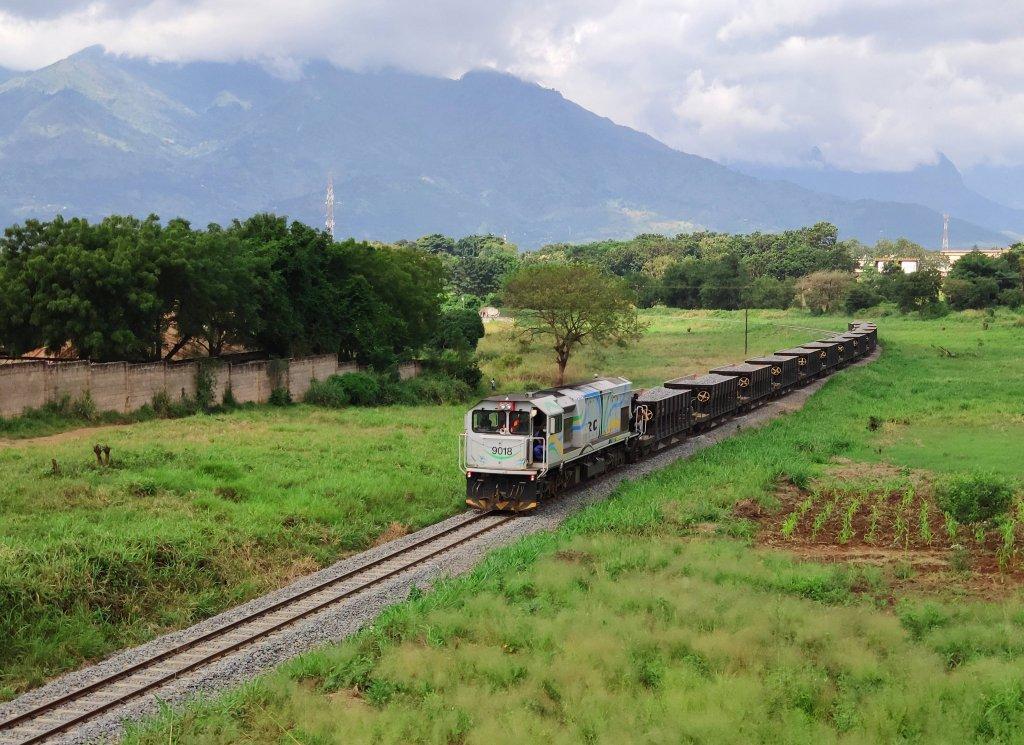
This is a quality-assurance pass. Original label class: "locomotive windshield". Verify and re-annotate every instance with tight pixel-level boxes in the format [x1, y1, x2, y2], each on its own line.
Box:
[471, 409, 532, 434]
[472, 410, 503, 433]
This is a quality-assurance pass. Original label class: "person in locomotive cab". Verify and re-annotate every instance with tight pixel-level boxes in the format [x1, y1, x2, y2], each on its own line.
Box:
[533, 418, 546, 462]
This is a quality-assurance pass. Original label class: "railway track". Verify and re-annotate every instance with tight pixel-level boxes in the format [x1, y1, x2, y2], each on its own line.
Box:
[0, 511, 514, 745]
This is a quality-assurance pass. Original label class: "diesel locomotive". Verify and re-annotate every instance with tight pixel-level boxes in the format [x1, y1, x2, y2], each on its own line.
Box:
[461, 321, 876, 512]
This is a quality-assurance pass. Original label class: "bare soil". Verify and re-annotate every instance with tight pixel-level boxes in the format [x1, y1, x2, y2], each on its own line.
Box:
[741, 461, 1024, 599]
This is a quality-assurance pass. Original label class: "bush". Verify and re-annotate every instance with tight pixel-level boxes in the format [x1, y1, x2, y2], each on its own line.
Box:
[152, 390, 199, 418]
[268, 387, 293, 406]
[844, 284, 883, 314]
[935, 472, 1016, 524]
[999, 288, 1024, 309]
[400, 374, 473, 404]
[435, 307, 485, 350]
[69, 392, 98, 421]
[918, 299, 951, 319]
[304, 369, 473, 409]
[428, 349, 483, 389]
[303, 377, 350, 408]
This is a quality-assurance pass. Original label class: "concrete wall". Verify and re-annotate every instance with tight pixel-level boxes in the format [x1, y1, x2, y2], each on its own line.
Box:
[0, 355, 423, 418]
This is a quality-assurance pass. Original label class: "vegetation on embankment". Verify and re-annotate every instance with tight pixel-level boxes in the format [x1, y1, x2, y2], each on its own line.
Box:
[124, 309, 1024, 743]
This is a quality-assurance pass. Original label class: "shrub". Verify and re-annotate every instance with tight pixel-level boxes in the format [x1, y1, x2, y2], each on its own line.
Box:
[935, 472, 1016, 524]
[304, 372, 384, 407]
[918, 299, 951, 319]
[152, 390, 199, 418]
[844, 284, 883, 314]
[336, 372, 384, 405]
[428, 349, 483, 389]
[303, 377, 350, 408]
[69, 392, 98, 421]
[999, 288, 1024, 309]
[268, 387, 293, 406]
[400, 374, 473, 404]
[222, 386, 238, 408]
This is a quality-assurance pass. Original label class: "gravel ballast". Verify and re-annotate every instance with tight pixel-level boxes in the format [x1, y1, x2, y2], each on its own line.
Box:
[0, 350, 878, 744]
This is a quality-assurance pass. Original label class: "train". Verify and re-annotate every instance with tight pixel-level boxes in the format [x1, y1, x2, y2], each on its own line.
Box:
[460, 321, 876, 512]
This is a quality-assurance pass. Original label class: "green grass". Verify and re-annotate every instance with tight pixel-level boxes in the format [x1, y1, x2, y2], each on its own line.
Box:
[0, 405, 467, 699]
[478, 308, 851, 389]
[120, 308, 1024, 744]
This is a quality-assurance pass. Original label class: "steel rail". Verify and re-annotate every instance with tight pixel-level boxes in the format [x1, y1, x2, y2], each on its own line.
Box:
[1, 511, 512, 745]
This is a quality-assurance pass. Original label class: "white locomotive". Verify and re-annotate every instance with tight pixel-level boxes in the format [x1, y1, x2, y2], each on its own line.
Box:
[460, 377, 634, 511]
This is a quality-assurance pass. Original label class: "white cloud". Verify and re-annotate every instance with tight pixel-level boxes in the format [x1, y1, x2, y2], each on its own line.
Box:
[0, 0, 1022, 170]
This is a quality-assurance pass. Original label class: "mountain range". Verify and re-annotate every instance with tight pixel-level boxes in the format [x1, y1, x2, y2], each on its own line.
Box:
[734, 150, 1024, 243]
[0, 46, 1014, 248]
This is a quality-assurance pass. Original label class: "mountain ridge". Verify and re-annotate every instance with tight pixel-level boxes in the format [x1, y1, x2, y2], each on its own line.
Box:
[0, 47, 1007, 248]
[733, 153, 1024, 242]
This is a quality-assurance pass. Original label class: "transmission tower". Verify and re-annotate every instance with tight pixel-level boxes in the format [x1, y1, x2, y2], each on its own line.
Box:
[325, 175, 335, 240]
[941, 213, 949, 251]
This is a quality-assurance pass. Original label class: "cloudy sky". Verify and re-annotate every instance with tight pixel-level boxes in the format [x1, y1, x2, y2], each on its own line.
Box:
[1, 0, 1022, 171]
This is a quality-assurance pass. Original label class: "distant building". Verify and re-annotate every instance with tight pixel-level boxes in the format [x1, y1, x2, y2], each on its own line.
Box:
[857, 247, 1011, 277]
[940, 248, 1010, 272]
[858, 257, 921, 274]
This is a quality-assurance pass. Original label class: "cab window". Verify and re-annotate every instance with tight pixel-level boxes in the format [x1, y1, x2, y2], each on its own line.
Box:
[550, 414, 563, 434]
[472, 410, 503, 433]
[508, 410, 530, 434]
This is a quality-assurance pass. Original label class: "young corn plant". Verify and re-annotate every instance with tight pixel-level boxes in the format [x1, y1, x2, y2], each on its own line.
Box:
[893, 484, 915, 549]
[997, 517, 1016, 572]
[943, 512, 959, 544]
[839, 498, 859, 544]
[866, 488, 886, 544]
[811, 494, 838, 540]
[781, 497, 814, 539]
[918, 500, 932, 544]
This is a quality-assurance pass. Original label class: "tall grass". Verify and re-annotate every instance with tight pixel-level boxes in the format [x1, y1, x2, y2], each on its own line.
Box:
[122, 309, 1024, 743]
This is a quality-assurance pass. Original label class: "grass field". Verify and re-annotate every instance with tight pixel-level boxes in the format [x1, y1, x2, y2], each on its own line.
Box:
[0, 309, 830, 701]
[477, 308, 849, 389]
[116, 308, 1024, 744]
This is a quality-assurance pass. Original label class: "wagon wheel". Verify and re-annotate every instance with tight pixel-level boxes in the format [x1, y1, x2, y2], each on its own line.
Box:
[639, 406, 653, 421]
[797, 358, 806, 367]
[770, 366, 782, 376]
[738, 377, 749, 388]
[696, 390, 711, 403]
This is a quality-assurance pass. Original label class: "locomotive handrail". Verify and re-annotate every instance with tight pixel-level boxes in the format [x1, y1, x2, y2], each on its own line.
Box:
[529, 435, 548, 475]
[458, 433, 468, 474]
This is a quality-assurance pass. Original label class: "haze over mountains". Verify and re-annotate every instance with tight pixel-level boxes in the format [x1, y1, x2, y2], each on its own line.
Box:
[0, 47, 1014, 248]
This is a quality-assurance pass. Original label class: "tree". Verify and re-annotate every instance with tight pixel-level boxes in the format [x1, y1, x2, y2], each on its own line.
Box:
[844, 283, 883, 314]
[504, 264, 645, 385]
[745, 276, 795, 309]
[891, 268, 942, 313]
[795, 271, 855, 315]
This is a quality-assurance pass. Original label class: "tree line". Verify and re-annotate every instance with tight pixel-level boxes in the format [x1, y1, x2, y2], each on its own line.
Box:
[0, 214, 455, 365]
[412, 223, 1023, 317]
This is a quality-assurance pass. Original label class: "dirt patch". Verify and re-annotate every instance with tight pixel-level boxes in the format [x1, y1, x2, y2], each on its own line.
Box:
[282, 557, 322, 582]
[554, 549, 595, 564]
[740, 462, 1024, 599]
[372, 521, 410, 547]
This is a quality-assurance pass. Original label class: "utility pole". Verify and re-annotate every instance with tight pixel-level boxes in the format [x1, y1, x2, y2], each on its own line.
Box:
[325, 175, 335, 240]
[744, 307, 749, 356]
